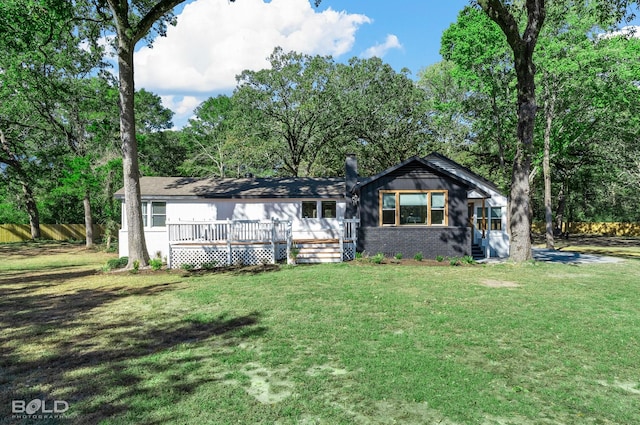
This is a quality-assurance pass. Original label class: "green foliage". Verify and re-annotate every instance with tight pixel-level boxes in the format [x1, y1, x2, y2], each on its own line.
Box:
[370, 253, 384, 264]
[131, 259, 140, 274]
[436, 255, 445, 262]
[104, 256, 128, 271]
[394, 253, 403, 260]
[0, 201, 29, 224]
[201, 261, 217, 271]
[180, 263, 194, 271]
[449, 257, 461, 266]
[149, 258, 163, 271]
[355, 252, 363, 260]
[414, 252, 424, 262]
[462, 255, 475, 265]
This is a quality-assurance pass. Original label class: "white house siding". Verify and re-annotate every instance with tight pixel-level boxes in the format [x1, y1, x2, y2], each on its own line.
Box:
[468, 195, 509, 258]
[118, 228, 169, 260]
[118, 198, 347, 260]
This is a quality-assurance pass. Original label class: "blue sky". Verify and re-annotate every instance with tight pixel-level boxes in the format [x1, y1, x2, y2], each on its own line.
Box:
[315, 0, 470, 75]
[131, 0, 471, 127]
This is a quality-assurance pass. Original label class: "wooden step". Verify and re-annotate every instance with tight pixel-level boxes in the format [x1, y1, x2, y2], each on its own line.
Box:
[294, 243, 342, 263]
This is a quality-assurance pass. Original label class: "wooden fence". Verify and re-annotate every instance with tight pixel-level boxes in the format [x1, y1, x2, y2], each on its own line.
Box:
[532, 222, 640, 237]
[0, 224, 107, 243]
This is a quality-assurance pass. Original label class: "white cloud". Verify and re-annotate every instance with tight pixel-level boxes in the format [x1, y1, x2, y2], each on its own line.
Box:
[134, 0, 371, 94]
[161, 95, 205, 128]
[361, 34, 402, 59]
[599, 25, 640, 39]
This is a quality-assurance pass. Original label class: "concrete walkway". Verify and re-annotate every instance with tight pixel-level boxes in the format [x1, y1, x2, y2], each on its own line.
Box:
[478, 248, 624, 264]
[532, 248, 623, 264]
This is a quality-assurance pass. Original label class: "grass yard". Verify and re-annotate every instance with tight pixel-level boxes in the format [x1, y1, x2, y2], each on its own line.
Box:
[1, 242, 640, 424]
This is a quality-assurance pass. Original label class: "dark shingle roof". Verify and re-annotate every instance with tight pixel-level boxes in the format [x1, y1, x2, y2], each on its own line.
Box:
[114, 176, 345, 199]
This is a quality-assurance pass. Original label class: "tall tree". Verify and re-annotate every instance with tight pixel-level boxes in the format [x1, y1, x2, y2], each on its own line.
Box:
[476, 0, 546, 262]
[234, 48, 338, 177]
[180, 96, 251, 178]
[95, 0, 226, 267]
[0, 0, 92, 239]
[439, 6, 517, 189]
[336, 57, 432, 175]
[416, 60, 472, 162]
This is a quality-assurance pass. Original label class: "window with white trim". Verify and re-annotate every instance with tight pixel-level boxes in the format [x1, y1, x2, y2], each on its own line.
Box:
[477, 207, 502, 230]
[301, 200, 337, 219]
[141, 202, 166, 227]
[151, 202, 166, 227]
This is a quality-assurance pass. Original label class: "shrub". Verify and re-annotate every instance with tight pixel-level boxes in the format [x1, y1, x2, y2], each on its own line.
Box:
[355, 252, 363, 260]
[449, 256, 461, 266]
[149, 258, 163, 271]
[435, 255, 444, 262]
[394, 253, 403, 260]
[414, 252, 424, 262]
[201, 261, 217, 270]
[289, 244, 300, 262]
[104, 256, 128, 271]
[370, 253, 384, 264]
[181, 263, 194, 271]
[130, 259, 140, 274]
[462, 255, 476, 265]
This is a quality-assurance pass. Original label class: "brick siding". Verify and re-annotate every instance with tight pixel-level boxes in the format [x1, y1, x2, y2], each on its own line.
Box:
[358, 226, 471, 259]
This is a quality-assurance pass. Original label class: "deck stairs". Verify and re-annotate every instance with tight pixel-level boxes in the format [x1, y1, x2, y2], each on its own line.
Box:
[294, 241, 343, 264]
[471, 243, 485, 260]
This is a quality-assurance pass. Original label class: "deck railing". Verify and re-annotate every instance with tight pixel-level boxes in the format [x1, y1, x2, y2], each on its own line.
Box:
[342, 219, 359, 242]
[167, 218, 359, 268]
[168, 219, 291, 244]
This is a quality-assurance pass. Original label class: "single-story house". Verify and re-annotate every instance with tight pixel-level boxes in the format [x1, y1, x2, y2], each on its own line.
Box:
[115, 153, 509, 268]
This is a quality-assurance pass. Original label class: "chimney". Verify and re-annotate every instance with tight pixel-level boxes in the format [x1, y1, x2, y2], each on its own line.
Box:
[345, 154, 358, 219]
[345, 153, 358, 194]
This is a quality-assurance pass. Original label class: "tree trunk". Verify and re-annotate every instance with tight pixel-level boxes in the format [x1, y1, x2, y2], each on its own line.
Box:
[21, 180, 41, 239]
[509, 54, 537, 262]
[0, 129, 41, 239]
[555, 180, 567, 236]
[543, 79, 555, 249]
[479, 0, 545, 262]
[117, 37, 150, 267]
[83, 190, 94, 248]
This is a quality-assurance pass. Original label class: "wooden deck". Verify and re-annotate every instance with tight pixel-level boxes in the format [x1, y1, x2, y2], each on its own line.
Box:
[167, 219, 359, 268]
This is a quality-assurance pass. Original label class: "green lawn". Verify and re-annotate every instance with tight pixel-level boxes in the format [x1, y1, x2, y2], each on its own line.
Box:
[1, 243, 640, 424]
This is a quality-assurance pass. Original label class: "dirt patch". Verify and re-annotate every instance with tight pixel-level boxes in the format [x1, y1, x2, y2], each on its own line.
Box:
[306, 364, 348, 377]
[479, 279, 521, 288]
[596, 380, 640, 395]
[241, 362, 294, 404]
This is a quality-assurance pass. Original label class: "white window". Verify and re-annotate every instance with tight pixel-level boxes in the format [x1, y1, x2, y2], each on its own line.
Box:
[142, 202, 166, 227]
[301, 201, 338, 219]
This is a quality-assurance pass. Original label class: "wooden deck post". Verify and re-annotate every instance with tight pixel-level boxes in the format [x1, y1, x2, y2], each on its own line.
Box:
[226, 219, 232, 266]
[271, 219, 277, 264]
[339, 219, 344, 261]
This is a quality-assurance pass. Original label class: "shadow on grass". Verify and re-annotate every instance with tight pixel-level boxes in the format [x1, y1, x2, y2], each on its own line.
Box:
[0, 275, 266, 424]
[0, 241, 87, 257]
[0, 268, 98, 286]
[183, 263, 282, 277]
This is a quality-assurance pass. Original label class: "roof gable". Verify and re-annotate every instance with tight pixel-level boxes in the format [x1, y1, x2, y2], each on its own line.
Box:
[354, 154, 497, 197]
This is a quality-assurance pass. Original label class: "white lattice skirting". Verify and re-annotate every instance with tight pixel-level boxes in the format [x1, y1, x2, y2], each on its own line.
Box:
[170, 243, 288, 269]
[343, 243, 356, 261]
